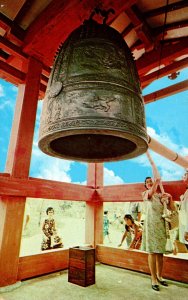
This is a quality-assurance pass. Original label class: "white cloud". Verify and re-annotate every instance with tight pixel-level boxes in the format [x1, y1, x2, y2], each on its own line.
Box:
[0, 84, 5, 97]
[147, 126, 185, 153]
[37, 159, 72, 182]
[11, 85, 18, 92]
[134, 126, 188, 181]
[104, 167, 124, 185]
[0, 100, 12, 110]
[31, 139, 73, 182]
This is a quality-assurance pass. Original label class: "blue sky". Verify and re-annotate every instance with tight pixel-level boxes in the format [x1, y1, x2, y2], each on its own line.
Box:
[0, 68, 188, 185]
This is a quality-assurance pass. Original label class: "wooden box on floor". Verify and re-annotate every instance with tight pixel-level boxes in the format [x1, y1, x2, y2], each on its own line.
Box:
[68, 246, 95, 287]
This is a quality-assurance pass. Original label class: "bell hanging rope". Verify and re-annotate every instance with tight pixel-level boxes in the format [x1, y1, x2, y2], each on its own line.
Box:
[38, 8, 148, 162]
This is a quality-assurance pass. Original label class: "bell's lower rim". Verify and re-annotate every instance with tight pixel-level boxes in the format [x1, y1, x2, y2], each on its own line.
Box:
[38, 129, 148, 162]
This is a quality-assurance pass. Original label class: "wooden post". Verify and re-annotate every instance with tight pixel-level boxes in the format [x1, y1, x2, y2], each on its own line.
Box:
[0, 57, 42, 287]
[5, 58, 42, 178]
[85, 163, 104, 247]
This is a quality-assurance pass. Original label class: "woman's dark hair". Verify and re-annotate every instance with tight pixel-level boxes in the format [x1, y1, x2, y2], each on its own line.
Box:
[46, 207, 54, 215]
[124, 214, 134, 232]
[144, 176, 152, 189]
[124, 214, 134, 223]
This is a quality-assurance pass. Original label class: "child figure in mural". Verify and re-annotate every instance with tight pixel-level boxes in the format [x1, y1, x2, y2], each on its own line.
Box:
[41, 207, 63, 251]
[118, 214, 142, 249]
[103, 210, 112, 243]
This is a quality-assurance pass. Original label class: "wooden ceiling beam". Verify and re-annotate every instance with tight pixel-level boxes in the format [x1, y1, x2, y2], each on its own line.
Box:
[154, 20, 188, 37]
[125, 4, 154, 51]
[0, 12, 25, 42]
[0, 60, 25, 84]
[0, 49, 10, 61]
[141, 57, 188, 87]
[13, 0, 35, 24]
[22, 0, 137, 65]
[121, 23, 134, 38]
[0, 36, 50, 80]
[0, 60, 47, 97]
[136, 37, 188, 75]
[143, 0, 188, 18]
[144, 79, 188, 104]
[0, 36, 27, 62]
[131, 39, 144, 51]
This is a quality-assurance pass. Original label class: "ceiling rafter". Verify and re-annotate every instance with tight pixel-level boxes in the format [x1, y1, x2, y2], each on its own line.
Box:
[144, 79, 188, 104]
[141, 57, 188, 87]
[0, 12, 25, 43]
[0, 36, 27, 61]
[0, 36, 50, 80]
[154, 20, 188, 37]
[0, 60, 47, 98]
[143, 0, 188, 18]
[22, 0, 137, 64]
[136, 37, 188, 75]
[0, 60, 25, 84]
[0, 49, 10, 61]
[121, 23, 134, 38]
[13, 0, 35, 25]
[125, 4, 154, 51]
[161, 36, 188, 44]
[0, 0, 187, 103]
[131, 39, 144, 51]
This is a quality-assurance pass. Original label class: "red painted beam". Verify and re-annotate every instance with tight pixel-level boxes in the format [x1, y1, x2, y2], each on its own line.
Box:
[97, 181, 187, 202]
[0, 60, 25, 84]
[143, 0, 188, 18]
[144, 80, 188, 104]
[0, 176, 184, 202]
[23, 0, 137, 65]
[0, 12, 25, 43]
[0, 176, 93, 201]
[126, 4, 154, 51]
[136, 37, 188, 76]
[0, 36, 27, 61]
[141, 57, 188, 88]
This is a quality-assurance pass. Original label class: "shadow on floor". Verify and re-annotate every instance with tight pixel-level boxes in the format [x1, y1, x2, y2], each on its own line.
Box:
[0, 264, 187, 300]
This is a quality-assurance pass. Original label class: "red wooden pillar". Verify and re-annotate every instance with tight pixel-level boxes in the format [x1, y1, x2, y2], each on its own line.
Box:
[85, 163, 104, 247]
[0, 57, 42, 287]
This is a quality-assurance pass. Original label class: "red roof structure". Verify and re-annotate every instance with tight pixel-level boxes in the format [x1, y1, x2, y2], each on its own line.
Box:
[0, 0, 188, 288]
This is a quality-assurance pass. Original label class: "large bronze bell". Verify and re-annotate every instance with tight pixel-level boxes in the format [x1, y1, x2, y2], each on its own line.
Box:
[38, 12, 148, 162]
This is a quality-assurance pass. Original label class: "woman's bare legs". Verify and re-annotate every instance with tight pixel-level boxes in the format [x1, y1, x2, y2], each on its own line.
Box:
[148, 253, 158, 284]
[156, 254, 164, 279]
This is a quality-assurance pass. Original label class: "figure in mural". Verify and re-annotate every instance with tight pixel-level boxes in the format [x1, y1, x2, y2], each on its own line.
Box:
[103, 210, 111, 243]
[118, 214, 142, 249]
[41, 207, 63, 251]
[22, 202, 31, 236]
[141, 176, 175, 291]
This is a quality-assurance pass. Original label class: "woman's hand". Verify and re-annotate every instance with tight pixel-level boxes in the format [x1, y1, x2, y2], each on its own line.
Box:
[155, 177, 161, 184]
[162, 193, 176, 211]
[161, 192, 172, 204]
[161, 192, 171, 199]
